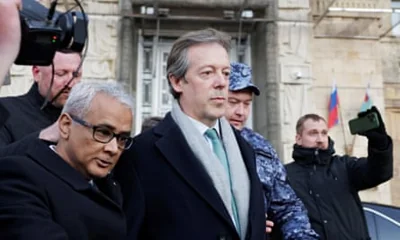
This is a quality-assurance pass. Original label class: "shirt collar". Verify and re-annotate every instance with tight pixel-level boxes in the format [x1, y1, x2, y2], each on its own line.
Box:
[186, 115, 220, 136]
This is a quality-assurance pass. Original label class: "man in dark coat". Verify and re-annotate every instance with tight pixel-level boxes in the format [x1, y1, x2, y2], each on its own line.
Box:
[286, 108, 393, 240]
[0, 81, 135, 239]
[114, 28, 266, 240]
[0, 50, 82, 146]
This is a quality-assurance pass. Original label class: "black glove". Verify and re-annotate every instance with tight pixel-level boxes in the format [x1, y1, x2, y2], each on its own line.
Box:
[357, 106, 389, 149]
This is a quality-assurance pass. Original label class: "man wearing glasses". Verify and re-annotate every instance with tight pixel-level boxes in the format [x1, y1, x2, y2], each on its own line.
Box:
[0, 81, 134, 239]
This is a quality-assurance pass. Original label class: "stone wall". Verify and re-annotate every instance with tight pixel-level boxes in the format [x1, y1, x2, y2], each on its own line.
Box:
[380, 37, 400, 206]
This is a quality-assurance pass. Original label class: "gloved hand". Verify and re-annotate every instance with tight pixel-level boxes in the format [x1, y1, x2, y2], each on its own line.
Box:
[357, 106, 389, 149]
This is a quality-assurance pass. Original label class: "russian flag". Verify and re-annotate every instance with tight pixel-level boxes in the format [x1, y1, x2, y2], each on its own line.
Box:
[360, 83, 372, 112]
[328, 82, 339, 129]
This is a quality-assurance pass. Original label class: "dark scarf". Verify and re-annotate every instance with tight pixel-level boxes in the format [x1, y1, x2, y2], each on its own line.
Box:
[292, 138, 336, 165]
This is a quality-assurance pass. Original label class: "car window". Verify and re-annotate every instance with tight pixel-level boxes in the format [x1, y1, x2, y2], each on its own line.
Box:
[376, 215, 400, 240]
[364, 211, 378, 240]
[364, 205, 400, 240]
[364, 203, 400, 222]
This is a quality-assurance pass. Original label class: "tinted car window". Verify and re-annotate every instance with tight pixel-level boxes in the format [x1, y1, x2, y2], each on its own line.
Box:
[364, 211, 378, 240]
[376, 215, 400, 240]
[364, 203, 400, 222]
[363, 203, 400, 240]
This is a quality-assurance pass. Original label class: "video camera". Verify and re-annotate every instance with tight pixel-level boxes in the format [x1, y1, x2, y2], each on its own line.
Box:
[15, 0, 88, 66]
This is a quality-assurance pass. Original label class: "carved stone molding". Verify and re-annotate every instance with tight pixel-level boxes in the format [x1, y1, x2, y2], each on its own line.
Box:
[279, 22, 312, 61]
[279, 0, 310, 9]
[131, 0, 270, 8]
[37, 0, 119, 15]
[82, 17, 119, 80]
[311, 0, 385, 14]
[280, 63, 313, 84]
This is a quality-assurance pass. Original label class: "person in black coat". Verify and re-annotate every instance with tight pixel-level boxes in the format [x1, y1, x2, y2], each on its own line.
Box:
[0, 50, 82, 146]
[286, 107, 393, 240]
[114, 28, 266, 240]
[0, 81, 135, 239]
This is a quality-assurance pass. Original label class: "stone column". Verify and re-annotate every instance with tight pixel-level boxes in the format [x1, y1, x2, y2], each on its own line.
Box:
[252, 0, 313, 163]
[117, 0, 138, 95]
[252, 0, 283, 158]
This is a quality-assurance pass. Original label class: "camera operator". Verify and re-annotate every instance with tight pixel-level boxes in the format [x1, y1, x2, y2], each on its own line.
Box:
[0, 0, 48, 157]
[0, 51, 82, 146]
[0, 0, 22, 86]
[0, 0, 86, 158]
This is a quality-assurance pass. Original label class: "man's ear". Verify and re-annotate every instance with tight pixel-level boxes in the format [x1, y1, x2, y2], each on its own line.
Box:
[32, 66, 40, 83]
[169, 74, 184, 94]
[58, 113, 73, 140]
[295, 134, 302, 145]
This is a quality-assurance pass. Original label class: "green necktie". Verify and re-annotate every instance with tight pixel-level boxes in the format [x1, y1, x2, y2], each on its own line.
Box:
[205, 128, 241, 234]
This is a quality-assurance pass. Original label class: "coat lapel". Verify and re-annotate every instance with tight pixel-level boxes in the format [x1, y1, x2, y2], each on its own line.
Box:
[154, 114, 236, 231]
[27, 139, 123, 211]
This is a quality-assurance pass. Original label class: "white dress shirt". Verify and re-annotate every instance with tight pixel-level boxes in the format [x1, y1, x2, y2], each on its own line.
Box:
[187, 116, 220, 150]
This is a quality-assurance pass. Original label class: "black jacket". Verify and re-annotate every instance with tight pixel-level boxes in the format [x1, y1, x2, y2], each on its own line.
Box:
[285, 138, 393, 240]
[0, 139, 126, 239]
[0, 83, 61, 146]
[114, 113, 266, 240]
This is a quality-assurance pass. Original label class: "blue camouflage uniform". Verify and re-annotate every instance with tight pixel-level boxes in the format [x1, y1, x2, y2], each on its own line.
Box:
[240, 127, 319, 239]
[229, 62, 319, 239]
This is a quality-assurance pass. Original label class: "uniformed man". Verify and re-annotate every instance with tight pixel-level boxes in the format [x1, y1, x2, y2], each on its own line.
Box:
[225, 62, 319, 239]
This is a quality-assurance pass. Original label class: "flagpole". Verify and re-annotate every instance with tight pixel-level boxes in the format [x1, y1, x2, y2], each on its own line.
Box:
[348, 133, 357, 155]
[330, 70, 350, 154]
[347, 72, 373, 155]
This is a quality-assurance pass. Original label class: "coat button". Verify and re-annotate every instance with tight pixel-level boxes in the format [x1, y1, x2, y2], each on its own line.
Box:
[323, 220, 328, 224]
[316, 194, 320, 197]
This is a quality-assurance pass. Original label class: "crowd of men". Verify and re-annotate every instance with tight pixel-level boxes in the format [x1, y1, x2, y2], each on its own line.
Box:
[0, 0, 393, 239]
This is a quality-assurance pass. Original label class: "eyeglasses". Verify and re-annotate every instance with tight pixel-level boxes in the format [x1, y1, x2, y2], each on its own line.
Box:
[69, 114, 133, 150]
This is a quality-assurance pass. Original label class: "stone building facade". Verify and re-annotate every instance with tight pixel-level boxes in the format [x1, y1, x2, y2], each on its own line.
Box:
[2, 0, 399, 206]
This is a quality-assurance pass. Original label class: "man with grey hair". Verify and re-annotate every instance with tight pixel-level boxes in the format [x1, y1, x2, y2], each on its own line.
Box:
[0, 81, 134, 239]
[114, 28, 265, 239]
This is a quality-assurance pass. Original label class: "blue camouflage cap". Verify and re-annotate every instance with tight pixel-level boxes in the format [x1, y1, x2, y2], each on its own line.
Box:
[229, 62, 260, 96]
